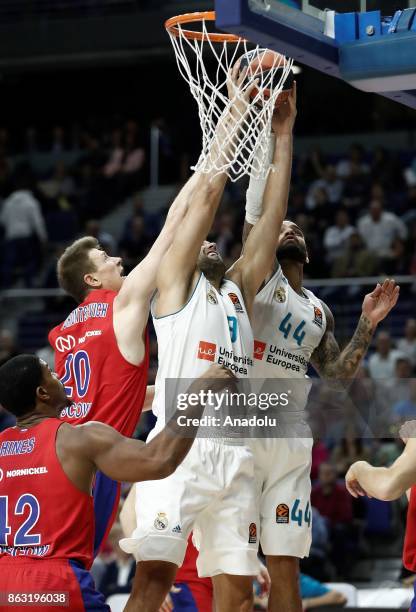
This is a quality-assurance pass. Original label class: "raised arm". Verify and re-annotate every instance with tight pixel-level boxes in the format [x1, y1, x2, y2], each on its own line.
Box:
[68, 363, 234, 483]
[227, 84, 296, 313]
[310, 279, 399, 379]
[155, 64, 256, 315]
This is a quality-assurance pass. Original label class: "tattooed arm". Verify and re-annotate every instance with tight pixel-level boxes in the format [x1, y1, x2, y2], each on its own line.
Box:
[311, 279, 400, 379]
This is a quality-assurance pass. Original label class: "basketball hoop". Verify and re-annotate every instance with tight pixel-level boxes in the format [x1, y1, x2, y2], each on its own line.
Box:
[165, 12, 293, 182]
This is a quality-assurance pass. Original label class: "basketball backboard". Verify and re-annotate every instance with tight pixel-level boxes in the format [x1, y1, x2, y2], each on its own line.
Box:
[215, 0, 416, 108]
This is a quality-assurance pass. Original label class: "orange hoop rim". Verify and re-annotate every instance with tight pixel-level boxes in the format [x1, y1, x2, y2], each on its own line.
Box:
[165, 11, 245, 43]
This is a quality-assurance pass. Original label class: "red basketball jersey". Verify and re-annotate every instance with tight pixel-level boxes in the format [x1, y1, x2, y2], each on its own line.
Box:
[404, 485, 416, 571]
[0, 419, 94, 569]
[49, 289, 149, 437]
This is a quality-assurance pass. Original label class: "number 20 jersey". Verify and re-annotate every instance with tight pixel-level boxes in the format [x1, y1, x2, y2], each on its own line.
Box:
[252, 266, 326, 390]
[48, 289, 149, 436]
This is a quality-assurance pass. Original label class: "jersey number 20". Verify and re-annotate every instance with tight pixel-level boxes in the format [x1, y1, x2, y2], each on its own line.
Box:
[61, 350, 91, 398]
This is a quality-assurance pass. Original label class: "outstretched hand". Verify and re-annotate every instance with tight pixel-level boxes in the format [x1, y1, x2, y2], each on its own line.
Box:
[345, 461, 371, 499]
[271, 81, 297, 136]
[226, 60, 259, 119]
[362, 278, 400, 327]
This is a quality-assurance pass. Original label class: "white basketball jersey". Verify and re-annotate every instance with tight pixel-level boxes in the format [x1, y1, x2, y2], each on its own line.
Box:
[151, 274, 254, 425]
[253, 265, 326, 382]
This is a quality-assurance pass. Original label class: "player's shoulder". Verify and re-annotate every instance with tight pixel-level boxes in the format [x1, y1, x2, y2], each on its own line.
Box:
[58, 420, 119, 456]
[316, 298, 334, 332]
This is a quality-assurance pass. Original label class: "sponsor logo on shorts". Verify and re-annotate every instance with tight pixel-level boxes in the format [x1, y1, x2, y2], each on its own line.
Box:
[313, 306, 323, 328]
[55, 335, 76, 353]
[198, 341, 216, 362]
[228, 292, 244, 313]
[172, 524, 182, 534]
[274, 286, 286, 303]
[276, 503, 290, 524]
[154, 512, 168, 530]
[248, 522, 257, 544]
[254, 340, 266, 361]
[207, 290, 218, 305]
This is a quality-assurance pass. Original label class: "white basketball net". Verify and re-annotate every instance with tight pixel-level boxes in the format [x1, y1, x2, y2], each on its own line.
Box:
[167, 19, 293, 182]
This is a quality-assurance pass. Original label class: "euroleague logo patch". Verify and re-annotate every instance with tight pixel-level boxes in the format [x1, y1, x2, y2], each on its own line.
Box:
[276, 503, 290, 524]
[248, 522, 257, 544]
[228, 292, 244, 313]
[313, 306, 323, 328]
[254, 340, 266, 361]
[197, 341, 216, 362]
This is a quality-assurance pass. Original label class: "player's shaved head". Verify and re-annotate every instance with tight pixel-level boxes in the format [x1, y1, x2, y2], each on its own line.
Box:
[0, 354, 43, 417]
[57, 236, 100, 303]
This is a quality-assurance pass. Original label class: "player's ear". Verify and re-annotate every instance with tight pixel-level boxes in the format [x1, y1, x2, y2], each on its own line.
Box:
[36, 385, 49, 402]
[84, 272, 101, 289]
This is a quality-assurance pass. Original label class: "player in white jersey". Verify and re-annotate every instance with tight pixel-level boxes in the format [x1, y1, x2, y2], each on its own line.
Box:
[120, 78, 297, 611]
[244, 193, 400, 608]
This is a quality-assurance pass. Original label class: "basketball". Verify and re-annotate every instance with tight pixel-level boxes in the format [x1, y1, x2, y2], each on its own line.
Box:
[239, 48, 294, 108]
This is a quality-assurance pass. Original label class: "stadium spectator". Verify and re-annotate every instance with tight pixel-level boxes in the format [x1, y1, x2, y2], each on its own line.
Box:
[357, 199, 407, 257]
[331, 231, 378, 278]
[84, 219, 116, 255]
[337, 143, 370, 179]
[118, 215, 153, 273]
[300, 506, 333, 582]
[398, 319, 416, 367]
[49, 125, 66, 157]
[300, 574, 347, 610]
[312, 463, 353, 527]
[0, 329, 19, 367]
[368, 331, 403, 380]
[331, 437, 371, 478]
[38, 161, 76, 201]
[98, 524, 135, 600]
[0, 156, 11, 200]
[323, 209, 355, 263]
[392, 378, 416, 422]
[311, 463, 356, 577]
[306, 164, 344, 209]
[311, 439, 330, 481]
[380, 237, 409, 276]
[0, 163, 47, 287]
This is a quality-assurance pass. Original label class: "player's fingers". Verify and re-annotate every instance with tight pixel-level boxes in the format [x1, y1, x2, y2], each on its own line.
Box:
[346, 482, 358, 498]
[290, 80, 297, 107]
[369, 283, 381, 297]
[237, 65, 248, 87]
[391, 286, 400, 307]
[245, 77, 259, 99]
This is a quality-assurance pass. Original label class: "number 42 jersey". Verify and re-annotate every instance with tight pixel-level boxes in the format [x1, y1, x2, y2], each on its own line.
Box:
[48, 289, 149, 437]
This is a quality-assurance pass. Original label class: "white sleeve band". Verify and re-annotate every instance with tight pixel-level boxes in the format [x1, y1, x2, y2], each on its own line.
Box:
[245, 133, 276, 225]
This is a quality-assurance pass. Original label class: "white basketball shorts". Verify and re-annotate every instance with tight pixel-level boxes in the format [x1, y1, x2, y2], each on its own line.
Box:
[120, 437, 260, 577]
[249, 437, 313, 558]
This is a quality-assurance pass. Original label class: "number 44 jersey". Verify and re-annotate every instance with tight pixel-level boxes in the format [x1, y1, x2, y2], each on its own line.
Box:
[252, 266, 326, 380]
[48, 289, 149, 437]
